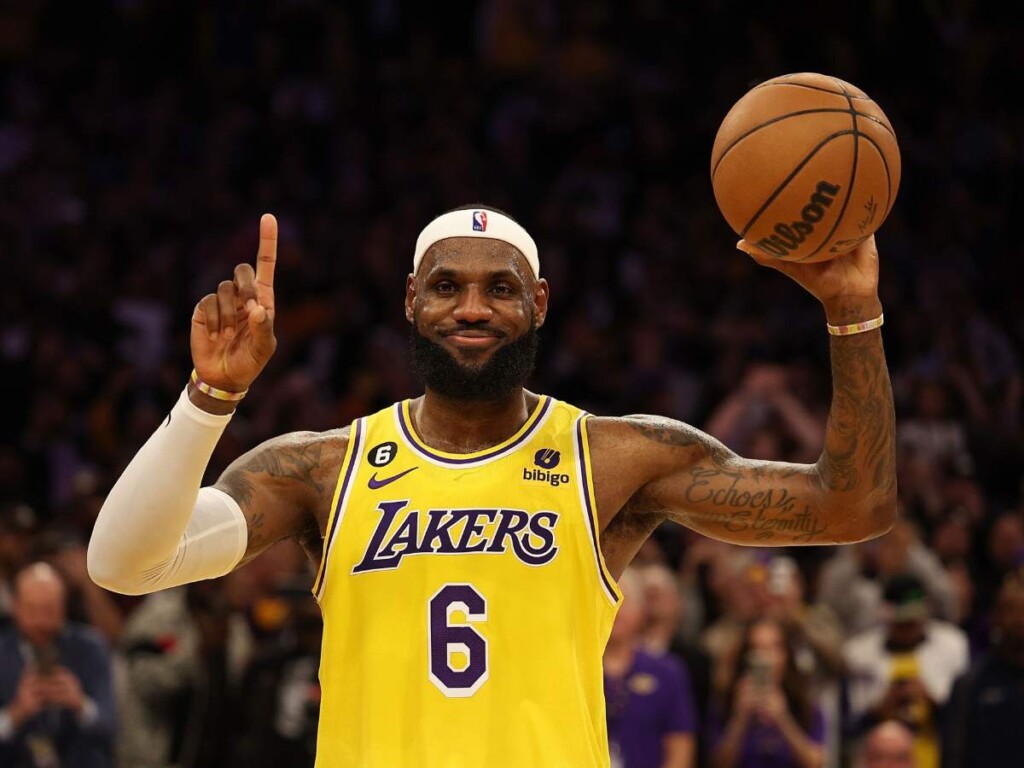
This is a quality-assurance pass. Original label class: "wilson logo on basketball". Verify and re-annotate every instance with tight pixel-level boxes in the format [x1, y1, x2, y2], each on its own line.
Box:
[756, 180, 841, 257]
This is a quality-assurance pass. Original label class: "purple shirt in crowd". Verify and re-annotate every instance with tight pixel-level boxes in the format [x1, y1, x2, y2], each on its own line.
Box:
[604, 649, 697, 768]
[709, 701, 825, 768]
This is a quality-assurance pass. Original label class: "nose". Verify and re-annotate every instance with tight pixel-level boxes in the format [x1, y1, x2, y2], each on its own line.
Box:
[452, 286, 493, 324]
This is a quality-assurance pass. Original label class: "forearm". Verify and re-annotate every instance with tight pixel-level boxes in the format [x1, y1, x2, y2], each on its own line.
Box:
[776, 713, 824, 768]
[87, 388, 247, 594]
[816, 295, 897, 538]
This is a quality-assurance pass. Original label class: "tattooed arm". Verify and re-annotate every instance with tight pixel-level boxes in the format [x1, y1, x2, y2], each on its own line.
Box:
[215, 428, 348, 568]
[591, 237, 896, 552]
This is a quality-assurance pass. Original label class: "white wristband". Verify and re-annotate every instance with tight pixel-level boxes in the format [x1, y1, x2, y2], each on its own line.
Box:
[88, 388, 248, 595]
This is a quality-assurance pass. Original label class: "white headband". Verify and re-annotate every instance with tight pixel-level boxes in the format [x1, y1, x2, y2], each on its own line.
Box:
[413, 209, 539, 277]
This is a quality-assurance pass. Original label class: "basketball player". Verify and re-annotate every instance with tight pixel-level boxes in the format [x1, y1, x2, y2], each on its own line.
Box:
[87, 207, 896, 766]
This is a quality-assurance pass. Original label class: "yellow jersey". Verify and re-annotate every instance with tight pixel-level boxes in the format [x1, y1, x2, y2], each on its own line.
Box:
[312, 395, 622, 767]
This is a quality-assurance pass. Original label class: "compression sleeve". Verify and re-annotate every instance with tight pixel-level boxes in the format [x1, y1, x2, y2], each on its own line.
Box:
[87, 388, 248, 595]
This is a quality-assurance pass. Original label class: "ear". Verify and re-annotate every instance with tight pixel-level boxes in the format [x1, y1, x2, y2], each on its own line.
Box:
[404, 274, 416, 323]
[533, 278, 550, 329]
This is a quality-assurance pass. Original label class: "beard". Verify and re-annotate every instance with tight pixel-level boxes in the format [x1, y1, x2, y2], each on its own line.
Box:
[409, 323, 540, 401]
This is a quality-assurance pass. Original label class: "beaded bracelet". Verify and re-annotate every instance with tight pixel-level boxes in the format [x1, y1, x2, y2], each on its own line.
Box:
[190, 369, 249, 402]
[827, 313, 884, 337]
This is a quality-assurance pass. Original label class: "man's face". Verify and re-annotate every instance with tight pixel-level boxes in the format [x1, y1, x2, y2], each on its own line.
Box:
[886, 617, 926, 651]
[406, 238, 549, 400]
[13, 576, 66, 648]
[863, 725, 915, 768]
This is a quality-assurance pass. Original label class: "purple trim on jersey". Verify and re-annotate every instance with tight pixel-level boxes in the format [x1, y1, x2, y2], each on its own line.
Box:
[316, 417, 364, 597]
[396, 397, 552, 465]
[575, 415, 620, 603]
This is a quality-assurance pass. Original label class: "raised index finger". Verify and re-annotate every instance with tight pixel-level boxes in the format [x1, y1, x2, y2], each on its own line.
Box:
[255, 213, 277, 301]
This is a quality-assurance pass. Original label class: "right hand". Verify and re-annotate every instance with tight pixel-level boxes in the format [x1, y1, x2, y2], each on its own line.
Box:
[191, 213, 278, 392]
[735, 676, 759, 717]
[8, 669, 45, 726]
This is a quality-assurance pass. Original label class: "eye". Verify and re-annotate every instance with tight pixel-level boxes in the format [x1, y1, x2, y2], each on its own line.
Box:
[434, 281, 457, 295]
[490, 283, 515, 297]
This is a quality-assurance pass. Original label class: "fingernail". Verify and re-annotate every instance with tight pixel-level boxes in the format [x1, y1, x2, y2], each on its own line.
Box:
[210, 332, 219, 340]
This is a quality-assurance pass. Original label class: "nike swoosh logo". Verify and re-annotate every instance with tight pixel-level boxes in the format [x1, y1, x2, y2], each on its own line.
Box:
[368, 467, 419, 490]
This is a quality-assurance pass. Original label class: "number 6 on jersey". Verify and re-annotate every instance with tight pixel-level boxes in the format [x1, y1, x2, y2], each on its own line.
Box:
[428, 584, 488, 697]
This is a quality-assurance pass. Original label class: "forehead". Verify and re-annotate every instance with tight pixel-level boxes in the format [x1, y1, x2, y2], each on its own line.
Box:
[419, 237, 531, 280]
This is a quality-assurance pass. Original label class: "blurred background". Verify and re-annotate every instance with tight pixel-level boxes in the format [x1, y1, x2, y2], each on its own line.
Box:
[0, 1, 1021, 767]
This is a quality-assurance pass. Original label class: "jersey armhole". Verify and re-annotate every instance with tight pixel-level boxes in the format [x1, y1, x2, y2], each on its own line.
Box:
[574, 413, 622, 606]
[312, 417, 366, 602]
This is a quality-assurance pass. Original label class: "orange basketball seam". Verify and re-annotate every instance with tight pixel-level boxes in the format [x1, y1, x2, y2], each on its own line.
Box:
[753, 81, 872, 100]
[711, 108, 859, 178]
[827, 76, 851, 97]
[797, 90, 859, 261]
[852, 111, 897, 140]
[857, 133, 895, 221]
[737, 130, 856, 238]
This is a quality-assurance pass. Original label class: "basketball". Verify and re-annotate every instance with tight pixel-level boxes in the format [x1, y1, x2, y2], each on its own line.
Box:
[711, 72, 901, 262]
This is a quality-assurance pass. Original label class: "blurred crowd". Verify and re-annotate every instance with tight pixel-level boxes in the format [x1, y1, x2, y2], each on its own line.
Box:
[1, 1, 1022, 767]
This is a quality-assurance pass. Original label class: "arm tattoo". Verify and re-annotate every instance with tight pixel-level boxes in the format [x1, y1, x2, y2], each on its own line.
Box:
[219, 432, 334, 497]
[217, 470, 259, 510]
[215, 429, 345, 552]
[248, 510, 267, 548]
[819, 331, 896, 500]
[623, 416, 824, 543]
[622, 415, 733, 465]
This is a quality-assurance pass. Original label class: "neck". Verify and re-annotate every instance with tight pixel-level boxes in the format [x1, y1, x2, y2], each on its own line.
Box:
[411, 387, 535, 453]
[645, 622, 675, 653]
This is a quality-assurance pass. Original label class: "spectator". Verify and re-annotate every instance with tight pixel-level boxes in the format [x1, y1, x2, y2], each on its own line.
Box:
[710, 617, 826, 768]
[0, 562, 116, 768]
[761, 556, 845, 767]
[605, 567, 697, 768]
[843, 575, 969, 768]
[233, 582, 322, 768]
[116, 579, 252, 768]
[860, 720, 916, 768]
[942, 570, 1024, 768]
[971, 512, 1024, 625]
[896, 378, 971, 472]
[639, 562, 713, 767]
[704, 362, 825, 463]
[818, 519, 958, 635]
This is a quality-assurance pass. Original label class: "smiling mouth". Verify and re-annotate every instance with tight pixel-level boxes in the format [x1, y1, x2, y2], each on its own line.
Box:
[440, 327, 506, 349]
[445, 333, 502, 349]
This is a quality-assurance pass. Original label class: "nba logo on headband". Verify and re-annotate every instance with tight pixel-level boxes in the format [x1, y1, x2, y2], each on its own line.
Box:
[413, 207, 539, 277]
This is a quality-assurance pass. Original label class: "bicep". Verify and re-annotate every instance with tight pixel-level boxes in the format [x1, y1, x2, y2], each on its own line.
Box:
[213, 429, 345, 566]
[611, 415, 836, 547]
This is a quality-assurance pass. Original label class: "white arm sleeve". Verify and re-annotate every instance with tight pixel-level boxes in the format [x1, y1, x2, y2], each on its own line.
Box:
[87, 388, 249, 595]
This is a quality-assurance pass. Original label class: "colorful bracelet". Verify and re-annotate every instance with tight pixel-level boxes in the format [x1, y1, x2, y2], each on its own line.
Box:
[827, 312, 884, 337]
[189, 369, 249, 402]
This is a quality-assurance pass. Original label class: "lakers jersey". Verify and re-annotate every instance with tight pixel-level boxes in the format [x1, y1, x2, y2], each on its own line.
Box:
[312, 396, 622, 767]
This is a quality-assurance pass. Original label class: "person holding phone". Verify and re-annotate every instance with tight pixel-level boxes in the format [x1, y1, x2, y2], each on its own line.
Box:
[710, 618, 826, 768]
[0, 563, 116, 768]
